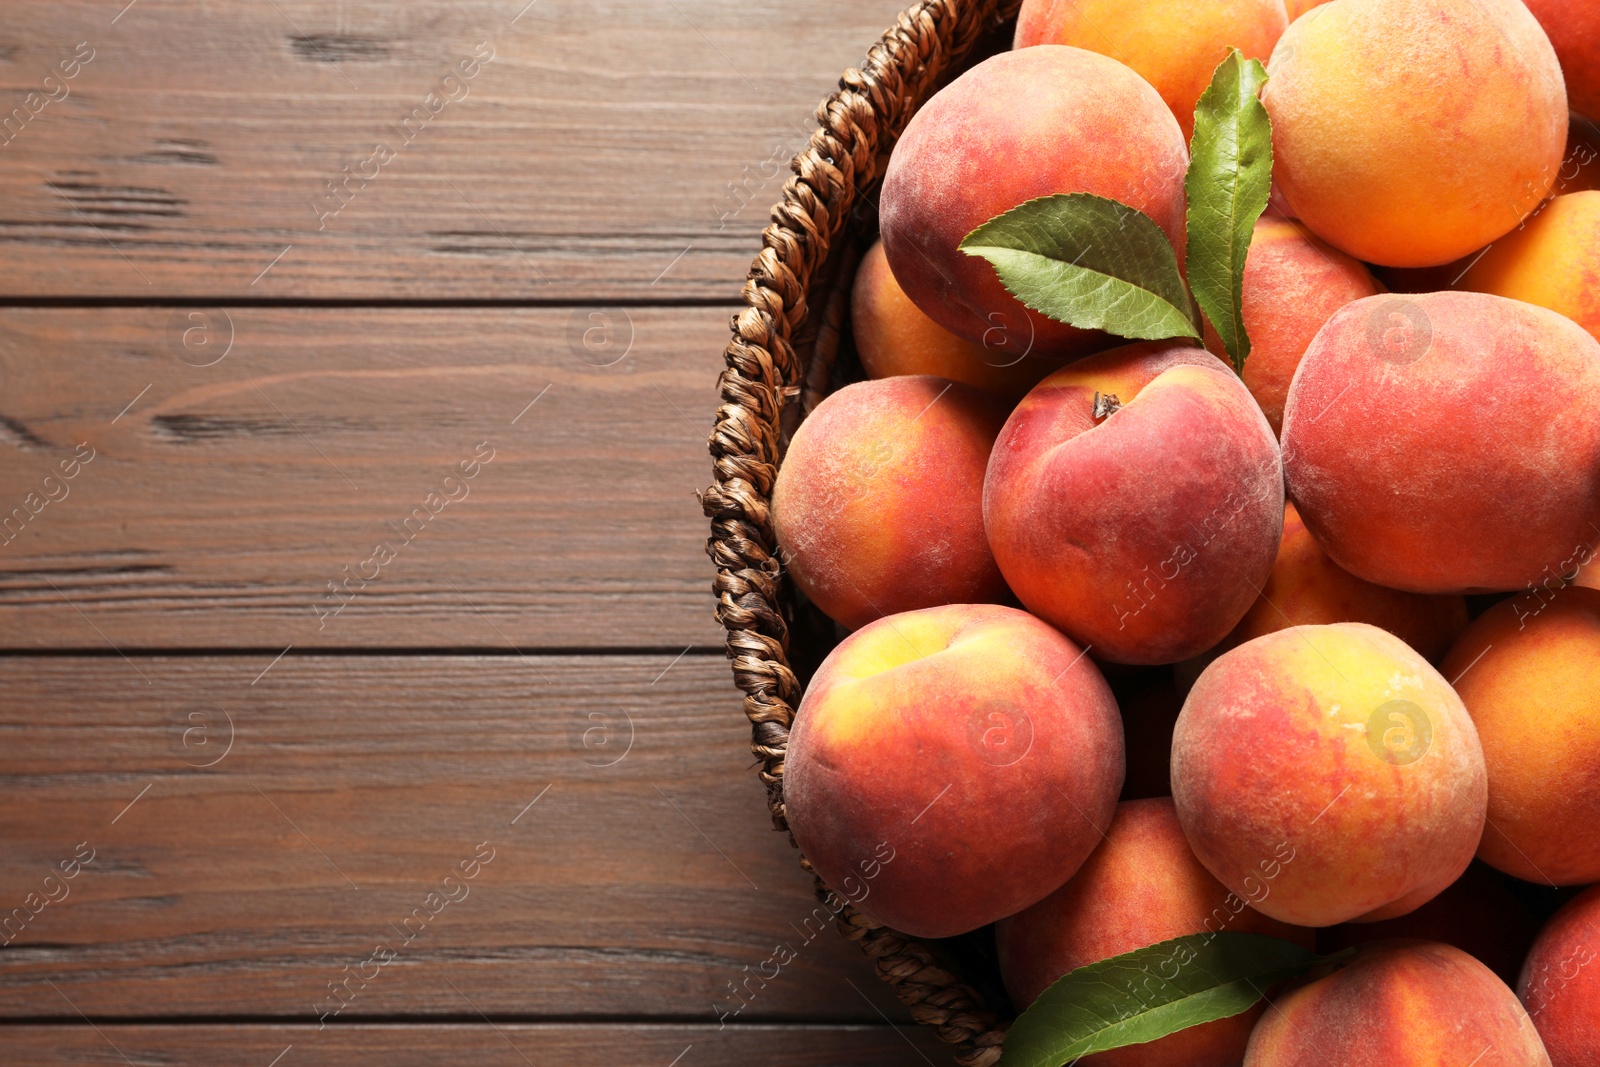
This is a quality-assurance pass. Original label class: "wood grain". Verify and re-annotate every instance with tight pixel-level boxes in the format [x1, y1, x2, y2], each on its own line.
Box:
[0, 306, 730, 650]
[0, 654, 917, 1023]
[0, 1024, 948, 1066]
[0, 0, 906, 300]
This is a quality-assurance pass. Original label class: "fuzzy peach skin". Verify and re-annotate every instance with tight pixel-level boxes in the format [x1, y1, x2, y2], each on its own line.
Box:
[784, 604, 1124, 939]
[1172, 623, 1487, 927]
[1245, 941, 1552, 1066]
[1460, 193, 1600, 344]
[1520, 885, 1600, 1067]
[1014, 0, 1287, 140]
[1202, 216, 1382, 434]
[771, 376, 1008, 630]
[984, 342, 1282, 665]
[998, 798, 1311, 1067]
[1262, 0, 1568, 267]
[879, 46, 1188, 359]
[1523, 0, 1600, 120]
[1226, 502, 1469, 662]
[1285, 0, 1327, 16]
[1439, 588, 1600, 885]
[1318, 863, 1541, 986]
[851, 240, 1071, 401]
[1281, 291, 1600, 594]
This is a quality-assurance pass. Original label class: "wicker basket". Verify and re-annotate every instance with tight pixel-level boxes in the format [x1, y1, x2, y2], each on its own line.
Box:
[702, 2, 1027, 1063]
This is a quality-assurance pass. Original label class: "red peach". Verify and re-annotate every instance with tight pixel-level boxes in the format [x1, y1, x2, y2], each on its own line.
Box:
[1520, 885, 1600, 1067]
[1246, 941, 1552, 1065]
[984, 342, 1282, 665]
[1281, 291, 1600, 594]
[880, 46, 1188, 359]
[771, 376, 1008, 630]
[1523, 0, 1600, 119]
[1202, 216, 1382, 435]
[1172, 623, 1487, 927]
[784, 604, 1124, 938]
[998, 798, 1311, 1067]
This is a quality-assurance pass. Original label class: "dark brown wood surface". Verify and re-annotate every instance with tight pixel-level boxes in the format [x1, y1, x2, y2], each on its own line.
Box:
[0, 0, 935, 1062]
[0, 307, 728, 649]
[0, 0, 902, 301]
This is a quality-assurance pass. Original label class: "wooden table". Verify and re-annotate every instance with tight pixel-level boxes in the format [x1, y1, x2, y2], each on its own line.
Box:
[0, 2, 946, 1062]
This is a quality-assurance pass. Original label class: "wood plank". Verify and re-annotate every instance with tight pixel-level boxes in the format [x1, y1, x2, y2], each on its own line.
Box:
[0, 655, 924, 1023]
[0, 1024, 949, 1066]
[0, 0, 908, 300]
[0, 305, 727, 649]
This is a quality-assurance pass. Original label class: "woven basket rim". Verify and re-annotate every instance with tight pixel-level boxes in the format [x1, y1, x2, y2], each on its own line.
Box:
[703, 3, 1024, 1064]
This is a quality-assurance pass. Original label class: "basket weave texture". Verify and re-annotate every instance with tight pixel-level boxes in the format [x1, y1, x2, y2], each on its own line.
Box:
[702, 3, 1026, 1064]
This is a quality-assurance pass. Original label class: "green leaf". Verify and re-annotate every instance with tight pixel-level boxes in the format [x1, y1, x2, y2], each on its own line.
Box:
[999, 933, 1350, 1067]
[1185, 49, 1273, 374]
[959, 193, 1199, 343]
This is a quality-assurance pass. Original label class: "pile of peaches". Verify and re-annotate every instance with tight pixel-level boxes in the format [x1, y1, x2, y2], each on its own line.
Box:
[768, 0, 1600, 1063]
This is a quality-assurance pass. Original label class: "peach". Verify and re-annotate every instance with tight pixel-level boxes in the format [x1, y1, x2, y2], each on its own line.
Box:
[1318, 863, 1541, 985]
[1202, 216, 1382, 434]
[1263, 0, 1568, 266]
[998, 798, 1311, 1067]
[1523, 0, 1600, 120]
[1172, 623, 1487, 927]
[1245, 941, 1552, 1065]
[984, 342, 1282, 665]
[1285, 0, 1327, 17]
[771, 376, 1008, 630]
[1226, 502, 1469, 662]
[1281, 291, 1600, 594]
[879, 46, 1188, 359]
[1014, 0, 1287, 140]
[850, 240, 1068, 400]
[1459, 192, 1600, 344]
[784, 604, 1123, 938]
[1440, 588, 1600, 885]
[1520, 885, 1600, 1067]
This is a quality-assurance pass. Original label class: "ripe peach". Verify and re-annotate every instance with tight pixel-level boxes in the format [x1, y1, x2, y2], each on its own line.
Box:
[1263, 0, 1568, 266]
[1459, 192, 1600, 344]
[850, 240, 1068, 400]
[1014, 0, 1287, 140]
[771, 376, 1008, 630]
[1172, 623, 1487, 927]
[1227, 502, 1469, 662]
[998, 798, 1310, 1067]
[1520, 885, 1600, 1067]
[1285, 0, 1327, 17]
[1440, 588, 1600, 885]
[1281, 291, 1600, 594]
[984, 342, 1282, 665]
[784, 604, 1124, 938]
[879, 46, 1188, 359]
[1523, 0, 1600, 120]
[1245, 941, 1552, 1066]
[1319, 863, 1541, 985]
[1202, 216, 1382, 434]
